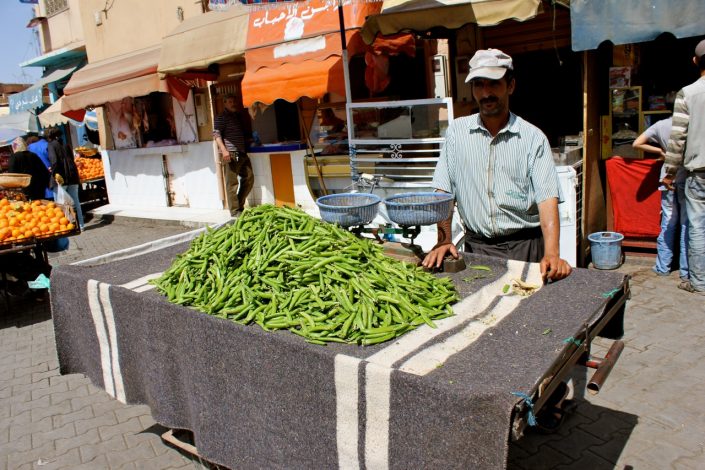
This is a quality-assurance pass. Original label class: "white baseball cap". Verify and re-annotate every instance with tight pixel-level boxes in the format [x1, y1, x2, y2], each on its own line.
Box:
[465, 48, 513, 83]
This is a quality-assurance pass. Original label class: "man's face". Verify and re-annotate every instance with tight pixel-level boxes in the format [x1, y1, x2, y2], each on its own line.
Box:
[471, 77, 515, 118]
[224, 97, 237, 112]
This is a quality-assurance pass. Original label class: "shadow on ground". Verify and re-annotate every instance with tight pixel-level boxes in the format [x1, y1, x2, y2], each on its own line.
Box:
[0, 293, 51, 329]
[508, 400, 638, 469]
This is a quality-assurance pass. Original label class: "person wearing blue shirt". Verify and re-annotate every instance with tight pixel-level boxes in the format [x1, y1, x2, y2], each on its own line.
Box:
[27, 135, 54, 199]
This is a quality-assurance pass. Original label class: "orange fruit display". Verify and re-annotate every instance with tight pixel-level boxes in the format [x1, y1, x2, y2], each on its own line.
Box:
[75, 156, 105, 182]
[0, 197, 78, 243]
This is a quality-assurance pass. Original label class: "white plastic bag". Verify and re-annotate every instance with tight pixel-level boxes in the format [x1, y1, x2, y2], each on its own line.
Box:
[54, 184, 74, 207]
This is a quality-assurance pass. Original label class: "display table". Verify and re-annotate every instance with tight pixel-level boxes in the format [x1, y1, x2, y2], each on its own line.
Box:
[51, 235, 628, 469]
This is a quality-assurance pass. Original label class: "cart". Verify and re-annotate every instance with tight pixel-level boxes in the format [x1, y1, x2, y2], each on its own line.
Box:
[50, 218, 627, 469]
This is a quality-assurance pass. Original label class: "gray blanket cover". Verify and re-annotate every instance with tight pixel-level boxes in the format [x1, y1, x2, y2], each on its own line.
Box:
[51, 238, 627, 470]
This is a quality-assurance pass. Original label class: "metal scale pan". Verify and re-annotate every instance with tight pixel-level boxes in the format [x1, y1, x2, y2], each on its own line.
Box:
[383, 192, 454, 244]
[315, 193, 382, 234]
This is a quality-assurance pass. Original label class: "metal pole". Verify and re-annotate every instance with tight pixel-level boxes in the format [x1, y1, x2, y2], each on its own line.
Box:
[338, 0, 357, 180]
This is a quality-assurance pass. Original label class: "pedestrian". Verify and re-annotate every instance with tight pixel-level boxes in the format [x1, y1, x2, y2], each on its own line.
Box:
[213, 92, 254, 216]
[8, 137, 50, 201]
[46, 128, 84, 230]
[663, 39, 705, 296]
[632, 117, 689, 280]
[26, 134, 54, 199]
[421, 48, 573, 433]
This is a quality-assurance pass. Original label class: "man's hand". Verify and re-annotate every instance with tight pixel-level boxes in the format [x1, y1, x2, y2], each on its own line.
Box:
[54, 174, 64, 185]
[661, 174, 675, 190]
[421, 243, 458, 269]
[540, 254, 572, 283]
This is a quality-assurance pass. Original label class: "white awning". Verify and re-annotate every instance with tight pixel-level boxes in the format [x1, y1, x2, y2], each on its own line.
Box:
[62, 46, 166, 111]
[158, 5, 249, 76]
[361, 0, 541, 43]
[38, 97, 78, 127]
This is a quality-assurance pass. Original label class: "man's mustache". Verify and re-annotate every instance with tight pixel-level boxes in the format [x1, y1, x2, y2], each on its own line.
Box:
[479, 97, 499, 105]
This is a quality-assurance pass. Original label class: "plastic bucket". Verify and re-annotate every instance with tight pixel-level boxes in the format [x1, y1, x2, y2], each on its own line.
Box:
[588, 232, 624, 270]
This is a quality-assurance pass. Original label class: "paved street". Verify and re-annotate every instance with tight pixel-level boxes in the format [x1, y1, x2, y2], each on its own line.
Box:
[2, 216, 704, 469]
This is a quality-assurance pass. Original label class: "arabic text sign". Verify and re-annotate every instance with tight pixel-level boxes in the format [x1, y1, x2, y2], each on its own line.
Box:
[9, 88, 43, 114]
[246, 0, 380, 48]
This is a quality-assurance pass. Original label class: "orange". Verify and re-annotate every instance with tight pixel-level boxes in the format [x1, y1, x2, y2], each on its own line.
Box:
[59, 217, 69, 225]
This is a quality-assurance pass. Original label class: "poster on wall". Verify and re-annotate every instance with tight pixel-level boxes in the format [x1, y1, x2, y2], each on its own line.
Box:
[172, 91, 198, 144]
[106, 98, 140, 149]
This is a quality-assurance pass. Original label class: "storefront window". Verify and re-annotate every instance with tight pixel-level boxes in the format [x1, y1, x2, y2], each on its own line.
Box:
[105, 93, 178, 150]
[309, 103, 348, 156]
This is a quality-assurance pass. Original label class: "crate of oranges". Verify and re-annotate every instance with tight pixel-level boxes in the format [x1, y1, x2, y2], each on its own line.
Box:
[0, 198, 79, 248]
[75, 153, 105, 183]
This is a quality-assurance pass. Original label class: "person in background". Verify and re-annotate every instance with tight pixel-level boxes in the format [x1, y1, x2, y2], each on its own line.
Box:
[26, 134, 53, 199]
[9, 137, 50, 201]
[46, 128, 84, 230]
[213, 92, 254, 216]
[421, 48, 572, 433]
[633, 117, 689, 281]
[663, 39, 705, 296]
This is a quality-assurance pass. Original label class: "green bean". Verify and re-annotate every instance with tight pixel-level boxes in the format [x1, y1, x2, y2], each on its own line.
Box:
[150, 204, 459, 346]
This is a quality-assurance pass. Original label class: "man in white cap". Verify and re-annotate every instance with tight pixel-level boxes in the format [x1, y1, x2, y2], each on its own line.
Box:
[423, 48, 571, 283]
[663, 39, 705, 296]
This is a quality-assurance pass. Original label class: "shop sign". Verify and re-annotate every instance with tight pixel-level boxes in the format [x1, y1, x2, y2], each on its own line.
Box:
[8, 88, 43, 113]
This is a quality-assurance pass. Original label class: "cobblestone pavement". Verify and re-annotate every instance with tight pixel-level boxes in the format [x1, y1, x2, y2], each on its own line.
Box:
[2, 217, 704, 469]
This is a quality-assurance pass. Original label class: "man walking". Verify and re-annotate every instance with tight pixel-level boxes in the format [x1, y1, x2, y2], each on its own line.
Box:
[213, 92, 254, 216]
[663, 39, 705, 296]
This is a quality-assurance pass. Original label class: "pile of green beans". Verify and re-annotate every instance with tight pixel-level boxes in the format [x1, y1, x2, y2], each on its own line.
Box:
[151, 204, 459, 345]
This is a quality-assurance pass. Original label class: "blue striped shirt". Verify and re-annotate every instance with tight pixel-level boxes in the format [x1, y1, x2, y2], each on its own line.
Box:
[432, 113, 560, 238]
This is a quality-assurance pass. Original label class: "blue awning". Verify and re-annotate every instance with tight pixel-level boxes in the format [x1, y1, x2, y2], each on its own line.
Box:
[570, 0, 705, 51]
[8, 62, 81, 113]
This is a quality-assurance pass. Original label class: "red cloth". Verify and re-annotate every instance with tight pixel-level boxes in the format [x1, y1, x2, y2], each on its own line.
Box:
[605, 156, 662, 238]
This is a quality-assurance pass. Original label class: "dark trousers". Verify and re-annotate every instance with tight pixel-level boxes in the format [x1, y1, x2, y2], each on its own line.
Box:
[225, 153, 255, 214]
[464, 227, 544, 263]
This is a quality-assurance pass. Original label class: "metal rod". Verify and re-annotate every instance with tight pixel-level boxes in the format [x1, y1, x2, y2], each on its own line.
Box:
[586, 340, 624, 395]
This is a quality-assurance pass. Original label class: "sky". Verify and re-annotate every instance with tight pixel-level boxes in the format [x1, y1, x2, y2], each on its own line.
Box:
[0, 1, 43, 84]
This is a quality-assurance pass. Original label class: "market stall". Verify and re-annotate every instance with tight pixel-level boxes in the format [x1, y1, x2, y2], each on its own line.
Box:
[51, 212, 627, 469]
[61, 45, 222, 210]
[74, 147, 108, 211]
[1, 180, 81, 305]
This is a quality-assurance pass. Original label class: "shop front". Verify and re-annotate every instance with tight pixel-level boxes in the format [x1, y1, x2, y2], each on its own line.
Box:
[239, 0, 432, 214]
[569, 0, 705, 254]
[62, 45, 223, 210]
